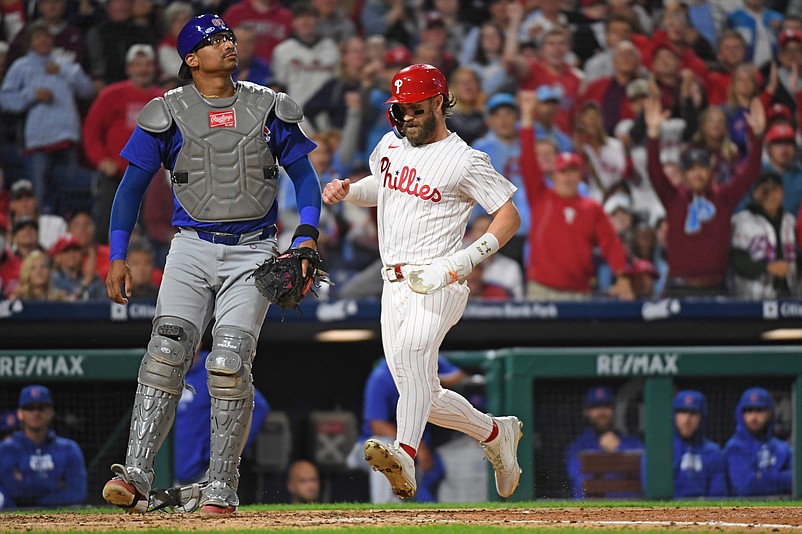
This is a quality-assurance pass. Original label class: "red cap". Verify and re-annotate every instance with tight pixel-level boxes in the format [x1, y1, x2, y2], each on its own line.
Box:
[767, 103, 793, 123]
[384, 46, 413, 67]
[625, 258, 659, 279]
[650, 41, 681, 63]
[554, 152, 583, 172]
[766, 123, 796, 144]
[49, 233, 83, 256]
[385, 63, 448, 105]
[779, 29, 802, 48]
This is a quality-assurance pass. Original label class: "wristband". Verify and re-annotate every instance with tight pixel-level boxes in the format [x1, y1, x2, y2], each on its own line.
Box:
[465, 232, 500, 267]
[292, 224, 319, 243]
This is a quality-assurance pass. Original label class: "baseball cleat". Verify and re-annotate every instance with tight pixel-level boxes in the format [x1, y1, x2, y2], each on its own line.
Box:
[482, 416, 523, 498]
[364, 439, 416, 499]
[102, 478, 138, 509]
[199, 503, 236, 518]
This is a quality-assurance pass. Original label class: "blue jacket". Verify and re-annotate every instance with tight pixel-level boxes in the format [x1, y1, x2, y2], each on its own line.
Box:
[174, 356, 270, 484]
[672, 392, 727, 498]
[726, 8, 783, 63]
[565, 427, 643, 499]
[723, 388, 792, 496]
[0, 430, 87, 508]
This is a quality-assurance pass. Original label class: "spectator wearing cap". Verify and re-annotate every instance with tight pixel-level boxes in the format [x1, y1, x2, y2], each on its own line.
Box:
[271, 4, 339, 108]
[50, 232, 105, 301]
[726, 0, 783, 68]
[0, 385, 87, 508]
[8, 180, 67, 251]
[758, 28, 802, 119]
[565, 385, 644, 499]
[519, 91, 633, 301]
[724, 387, 792, 497]
[421, 3, 467, 61]
[83, 43, 162, 246]
[766, 102, 795, 129]
[533, 84, 573, 153]
[0, 21, 95, 217]
[9, 216, 43, 261]
[224, 0, 293, 64]
[471, 92, 529, 269]
[579, 40, 644, 137]
[731, 172, 798, 299]
[445, 66, 488, 145]
[706, 30, 748, 106]
[622, 257, 661, 299]
[644, 95, 766, 297]
[746, 123, 802, 217]
[504, 22, 582, 135]
[672, 390, 728, 498]
[413, 11, 457, 80]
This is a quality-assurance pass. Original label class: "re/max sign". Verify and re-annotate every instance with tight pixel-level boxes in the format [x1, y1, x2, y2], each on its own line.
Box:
[597, 353, 679, 376]
[0, 355, 85, 377]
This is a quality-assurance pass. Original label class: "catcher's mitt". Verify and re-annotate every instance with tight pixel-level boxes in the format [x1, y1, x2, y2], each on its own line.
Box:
[251, 247, 328, 311]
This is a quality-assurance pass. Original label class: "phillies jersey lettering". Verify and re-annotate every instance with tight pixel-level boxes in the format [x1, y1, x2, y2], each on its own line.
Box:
[380, 157, 442, 202]
[369, 131, 516, 266]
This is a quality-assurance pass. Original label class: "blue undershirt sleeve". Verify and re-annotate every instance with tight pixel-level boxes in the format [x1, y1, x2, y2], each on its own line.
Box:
[284, 156, 322, 248]
[109, 163, 158, 261]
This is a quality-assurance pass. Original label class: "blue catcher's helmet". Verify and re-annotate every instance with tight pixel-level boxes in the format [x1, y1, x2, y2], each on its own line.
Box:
[176, 14, 232, 79]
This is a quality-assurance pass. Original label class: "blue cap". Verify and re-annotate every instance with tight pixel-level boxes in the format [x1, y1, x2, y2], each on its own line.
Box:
[740, 387, 774, 410]
[673, 390, 706, 413]
[19, 384, 53, 408]
[584, 386, 614, 407]
[486, 93, 518, 113]
[176, 14, 232, 79]
[536, 84, 563, 103]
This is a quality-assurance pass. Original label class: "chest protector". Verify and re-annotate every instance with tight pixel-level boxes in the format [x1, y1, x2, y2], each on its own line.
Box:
[141, 83, 289, 222]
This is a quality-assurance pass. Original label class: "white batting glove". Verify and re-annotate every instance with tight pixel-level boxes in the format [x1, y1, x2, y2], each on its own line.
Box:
[406, 250, 474, 295]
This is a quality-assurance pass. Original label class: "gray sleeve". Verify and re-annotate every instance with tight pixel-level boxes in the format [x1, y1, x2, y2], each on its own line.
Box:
[137, 97, 172, 133]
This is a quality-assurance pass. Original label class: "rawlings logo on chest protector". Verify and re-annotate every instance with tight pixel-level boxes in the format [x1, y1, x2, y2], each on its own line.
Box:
[209, 110, 235, 128]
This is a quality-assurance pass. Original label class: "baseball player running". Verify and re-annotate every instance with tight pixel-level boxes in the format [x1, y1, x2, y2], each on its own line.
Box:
[323, 64, 523, 499]
[101, 14, 321, 517]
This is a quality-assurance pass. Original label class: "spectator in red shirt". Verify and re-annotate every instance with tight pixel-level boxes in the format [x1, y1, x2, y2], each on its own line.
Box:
[223, 0, 293, 63]
[519, 91, 633, 301]
[644, 95, 765, 297]
[82, 44, 162, 244]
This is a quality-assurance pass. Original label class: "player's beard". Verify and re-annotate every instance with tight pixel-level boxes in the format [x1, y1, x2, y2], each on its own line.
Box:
[403, 111, 437, 146]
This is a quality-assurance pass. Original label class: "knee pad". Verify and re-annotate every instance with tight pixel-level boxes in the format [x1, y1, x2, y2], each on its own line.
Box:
[138, 316, 200, 395]
[206, 326, 256, 400]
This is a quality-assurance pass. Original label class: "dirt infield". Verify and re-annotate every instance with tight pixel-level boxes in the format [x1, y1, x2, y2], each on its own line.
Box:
[4, 506, 802, 532]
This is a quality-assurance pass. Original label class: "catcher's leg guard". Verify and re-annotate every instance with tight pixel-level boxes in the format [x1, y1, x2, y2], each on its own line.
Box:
[113, 316, 199, 500]
[201, 326, 256, 509]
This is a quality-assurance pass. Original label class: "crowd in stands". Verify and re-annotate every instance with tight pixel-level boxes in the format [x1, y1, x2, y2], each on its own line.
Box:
[3, 0, 802, 302]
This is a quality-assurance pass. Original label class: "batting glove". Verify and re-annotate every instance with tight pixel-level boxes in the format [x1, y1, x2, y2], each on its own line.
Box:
[406, 250, 474, 294]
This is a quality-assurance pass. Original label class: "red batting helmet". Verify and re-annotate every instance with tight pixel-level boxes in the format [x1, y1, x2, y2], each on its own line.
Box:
[385, 64, 449, 105]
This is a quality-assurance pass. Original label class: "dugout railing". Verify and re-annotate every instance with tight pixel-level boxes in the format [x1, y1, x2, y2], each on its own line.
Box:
[445, 345, 802, 502]
[0, 349, 174, 496]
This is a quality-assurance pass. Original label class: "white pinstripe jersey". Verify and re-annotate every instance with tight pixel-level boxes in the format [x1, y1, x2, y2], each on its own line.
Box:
[367, 131, 517, 266]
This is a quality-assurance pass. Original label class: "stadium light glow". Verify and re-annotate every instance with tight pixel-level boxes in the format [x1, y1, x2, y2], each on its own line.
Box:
[314, 329, 376, 342]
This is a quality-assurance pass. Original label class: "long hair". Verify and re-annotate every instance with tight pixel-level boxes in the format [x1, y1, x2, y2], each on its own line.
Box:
[691, 105, 739, 162]
[15, 250, 62, 301]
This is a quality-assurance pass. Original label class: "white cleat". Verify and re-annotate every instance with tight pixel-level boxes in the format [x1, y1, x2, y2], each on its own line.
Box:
[363, 439, 417, 499]
[482, 416, 523, 498]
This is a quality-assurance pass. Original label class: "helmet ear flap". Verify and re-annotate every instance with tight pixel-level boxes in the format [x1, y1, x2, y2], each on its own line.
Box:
[387, 105, 405, 139]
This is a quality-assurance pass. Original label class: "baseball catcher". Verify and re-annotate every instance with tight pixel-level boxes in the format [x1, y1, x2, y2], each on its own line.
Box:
[251, 245, 330, 310]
